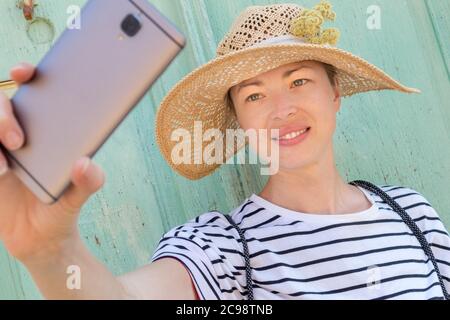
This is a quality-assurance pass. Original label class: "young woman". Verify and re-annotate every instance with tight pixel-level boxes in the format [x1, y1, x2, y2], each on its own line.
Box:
[0, 2, 448, 300]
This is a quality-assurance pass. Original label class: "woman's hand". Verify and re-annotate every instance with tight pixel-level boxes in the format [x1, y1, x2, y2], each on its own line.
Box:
[0, 62, 105, 264]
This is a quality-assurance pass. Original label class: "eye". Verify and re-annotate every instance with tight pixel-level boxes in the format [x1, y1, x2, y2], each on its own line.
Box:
[292, 79, 308, 87]
[245, 93, 262, 102]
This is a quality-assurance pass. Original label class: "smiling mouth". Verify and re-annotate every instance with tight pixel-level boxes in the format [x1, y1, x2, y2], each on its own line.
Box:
[272, 127, 311, 141]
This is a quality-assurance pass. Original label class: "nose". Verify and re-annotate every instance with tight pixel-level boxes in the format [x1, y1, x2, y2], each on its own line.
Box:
[270, 93, 298, 121]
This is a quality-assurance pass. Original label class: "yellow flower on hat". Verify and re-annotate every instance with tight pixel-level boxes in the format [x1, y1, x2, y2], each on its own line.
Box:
[290, 0, 340, 45]
[290, 10, 324, 39]
[314, 0, 336, 20]
[309, 27, 340, 45]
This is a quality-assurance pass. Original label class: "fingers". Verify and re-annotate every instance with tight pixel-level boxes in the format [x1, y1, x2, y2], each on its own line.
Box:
[10, 62, 36, 84]
[0, 92, 25, 151]
[0, 62, 34, 155]
[56, 157, 105, 215]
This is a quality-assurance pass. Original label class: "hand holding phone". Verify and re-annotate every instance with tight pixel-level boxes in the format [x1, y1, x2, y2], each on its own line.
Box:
[0, 0, 186, 262]
[4, 0, 185, 204]
[0, 62, 106, 263]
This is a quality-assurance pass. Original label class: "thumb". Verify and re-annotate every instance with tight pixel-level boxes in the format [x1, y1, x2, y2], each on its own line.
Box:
[56, 157, 105, 214]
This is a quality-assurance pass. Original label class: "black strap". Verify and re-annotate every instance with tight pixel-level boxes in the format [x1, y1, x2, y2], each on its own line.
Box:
[223, 214, 254, 300]
[349, 180, 449, 300]
[223, 180, 449, 300]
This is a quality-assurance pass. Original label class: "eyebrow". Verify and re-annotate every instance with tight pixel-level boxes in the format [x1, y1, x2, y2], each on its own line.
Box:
[236, 66, 312, 94]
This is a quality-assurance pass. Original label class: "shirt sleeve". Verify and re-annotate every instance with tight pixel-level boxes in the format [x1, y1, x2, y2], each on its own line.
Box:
[408, 188, 450, 294]
[149, 213, 247, 300]
[425, 205, 450, 294]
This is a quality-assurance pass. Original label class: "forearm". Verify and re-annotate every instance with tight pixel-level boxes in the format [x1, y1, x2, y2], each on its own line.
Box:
[22, 236, 133, 300]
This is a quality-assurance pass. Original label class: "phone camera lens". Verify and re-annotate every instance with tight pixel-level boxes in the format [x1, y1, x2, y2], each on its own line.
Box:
[121, 14, 141, 37]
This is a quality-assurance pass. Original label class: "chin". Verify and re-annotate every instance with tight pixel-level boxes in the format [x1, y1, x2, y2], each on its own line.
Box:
[277, 158, 312, 171]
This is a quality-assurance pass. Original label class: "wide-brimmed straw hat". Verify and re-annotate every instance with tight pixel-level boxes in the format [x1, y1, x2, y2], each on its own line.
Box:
[155, 1, 420, 180]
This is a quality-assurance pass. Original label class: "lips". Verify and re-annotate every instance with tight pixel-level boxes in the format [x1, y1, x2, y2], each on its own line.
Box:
[275, 127, 311, 146]
[279, 127, 309, 140]
[271, 125, 311, 141]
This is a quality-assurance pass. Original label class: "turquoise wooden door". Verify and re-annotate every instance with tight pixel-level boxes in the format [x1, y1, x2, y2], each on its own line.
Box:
[0, 0, 449, 299]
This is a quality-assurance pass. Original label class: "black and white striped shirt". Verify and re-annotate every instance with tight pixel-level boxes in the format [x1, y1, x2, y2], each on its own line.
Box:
[151, 185, 450, 300]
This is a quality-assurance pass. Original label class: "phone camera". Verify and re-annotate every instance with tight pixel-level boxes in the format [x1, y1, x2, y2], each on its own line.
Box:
[121, 14, 141, 37]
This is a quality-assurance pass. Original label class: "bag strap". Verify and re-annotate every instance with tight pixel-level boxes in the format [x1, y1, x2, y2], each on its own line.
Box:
[223, 214, 254, 300]
[350, 180, 449, 300]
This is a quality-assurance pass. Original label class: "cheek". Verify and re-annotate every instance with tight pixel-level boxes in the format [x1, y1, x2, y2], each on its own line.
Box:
[236, 107, 267, 130]
[323, 104, 337, 133]
[309, 93, 337, 133]
[235, 111, 272, 156]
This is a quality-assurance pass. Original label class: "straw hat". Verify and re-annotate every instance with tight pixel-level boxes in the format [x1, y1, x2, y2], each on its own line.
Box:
[155, 1, 420, 180]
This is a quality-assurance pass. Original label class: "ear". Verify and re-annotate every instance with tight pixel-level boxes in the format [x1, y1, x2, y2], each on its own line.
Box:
[332, 78, 341, 112]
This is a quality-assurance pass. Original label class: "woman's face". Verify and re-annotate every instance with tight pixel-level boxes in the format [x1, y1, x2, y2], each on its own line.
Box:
[229, 60, 341, 172]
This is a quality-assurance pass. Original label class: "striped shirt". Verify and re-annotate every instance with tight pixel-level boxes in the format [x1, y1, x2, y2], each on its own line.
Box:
[151, 185, 450, 300]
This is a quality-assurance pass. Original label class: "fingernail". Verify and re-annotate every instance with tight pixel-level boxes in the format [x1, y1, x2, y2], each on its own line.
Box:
[0, 159, 8, 176]
[80, 158, 90, 175]
[10, 63, 26, 73]
[6, 131, 22, 150]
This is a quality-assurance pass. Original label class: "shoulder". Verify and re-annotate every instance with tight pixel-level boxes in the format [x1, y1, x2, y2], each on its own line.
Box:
[377, 184, 436, 213]
[152, 196, 259, 259]
[376, 184, 448, 235]
[156, 194, 259, 243]
[153, 210, 240, 257]
[162, 210, 232, 237]
[163, 195, 260, 234]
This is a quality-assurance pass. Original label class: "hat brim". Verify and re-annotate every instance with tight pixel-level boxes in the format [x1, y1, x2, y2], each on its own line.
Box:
[155, 43, 420, 180]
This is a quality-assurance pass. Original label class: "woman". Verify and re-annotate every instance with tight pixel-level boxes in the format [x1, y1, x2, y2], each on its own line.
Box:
[0, 1, 448, 300]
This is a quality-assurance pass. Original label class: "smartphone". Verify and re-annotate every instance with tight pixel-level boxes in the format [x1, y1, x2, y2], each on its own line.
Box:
[2, 0, 186, 204]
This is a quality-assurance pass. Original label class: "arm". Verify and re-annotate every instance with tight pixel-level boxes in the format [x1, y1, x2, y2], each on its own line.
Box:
[118, 258, 198, 300]
[23, 236, 197, 300]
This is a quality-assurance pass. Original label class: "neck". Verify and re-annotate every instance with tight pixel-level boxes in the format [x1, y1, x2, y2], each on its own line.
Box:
[259, 145, 368, 215]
